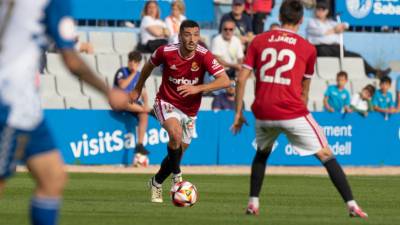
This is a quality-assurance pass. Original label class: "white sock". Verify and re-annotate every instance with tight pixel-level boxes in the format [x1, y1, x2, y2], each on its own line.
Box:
[347, 200, 358, 209]
[172, 173, 182, 178]
[248, 197, 259, 208]
[152, 177, 162, 188]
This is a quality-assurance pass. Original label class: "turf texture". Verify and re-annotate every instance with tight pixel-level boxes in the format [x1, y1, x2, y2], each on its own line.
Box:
[0, 173, 399, 225]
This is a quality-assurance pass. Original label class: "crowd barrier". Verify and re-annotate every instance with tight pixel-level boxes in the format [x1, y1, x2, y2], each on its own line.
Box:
[45, 110, 400, 166]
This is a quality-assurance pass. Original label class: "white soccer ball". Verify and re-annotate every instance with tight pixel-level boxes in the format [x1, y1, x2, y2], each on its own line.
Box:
[170, 181, 198, 207]
[132, 153, 149, 167]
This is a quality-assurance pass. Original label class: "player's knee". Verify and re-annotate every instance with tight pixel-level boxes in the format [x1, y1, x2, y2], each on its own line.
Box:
[169, 129, 183, 148]
[39, 171, 68, 197]
[315, 147, 334, 162]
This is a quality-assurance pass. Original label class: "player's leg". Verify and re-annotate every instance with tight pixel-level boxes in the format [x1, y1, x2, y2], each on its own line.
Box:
[27, 150, 67, 225]
[246, 120, 280, 215]
[286, 114, 367, 218]
[135, 112, 149, 155]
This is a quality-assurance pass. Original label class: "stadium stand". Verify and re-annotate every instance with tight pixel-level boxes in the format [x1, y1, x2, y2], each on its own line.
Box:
[341, 57, 367, 80]
[96, 54, 122, 84]
[88, 31, 114, 53]
[316, 57, 341, 80]
[113, 32, 138, 54]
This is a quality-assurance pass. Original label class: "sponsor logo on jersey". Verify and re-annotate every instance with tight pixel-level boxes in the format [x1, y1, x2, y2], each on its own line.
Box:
[211, 59, 221, 70]
[191, 62, 199, 72]
[346, 0, 373, 18]
[169, 76, 199, 85]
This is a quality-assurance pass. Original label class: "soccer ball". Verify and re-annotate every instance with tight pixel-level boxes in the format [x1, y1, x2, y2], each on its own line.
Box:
[170, 181, 198, 207]
[132, 153, 149, 167]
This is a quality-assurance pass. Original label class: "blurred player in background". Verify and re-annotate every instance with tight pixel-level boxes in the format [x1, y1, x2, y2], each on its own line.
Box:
[0, 1, 128, 225]
[231, 0, 368, 218]
[131, 20, 230, 203]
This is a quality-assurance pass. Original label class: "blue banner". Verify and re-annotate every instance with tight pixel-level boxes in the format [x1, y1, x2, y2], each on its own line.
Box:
[44, 110, 400, 166]
[70, 0, 215, 22]
[336, 0, 400, 26]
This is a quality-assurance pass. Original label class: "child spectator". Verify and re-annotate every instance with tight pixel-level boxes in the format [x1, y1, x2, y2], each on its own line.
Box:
[350, 84, 375, 116]
[372, 76, 396, 114]
[323, 71, 351, 113]
[114, 51, 150, 163]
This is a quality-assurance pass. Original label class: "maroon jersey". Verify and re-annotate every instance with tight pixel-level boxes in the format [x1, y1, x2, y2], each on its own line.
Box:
[243, 28, 317, 120]
[150, 44, 225, 116]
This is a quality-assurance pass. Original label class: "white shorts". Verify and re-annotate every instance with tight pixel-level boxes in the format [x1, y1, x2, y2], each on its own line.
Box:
[255, 114, 328, 156]
[153, 98, 197, 144]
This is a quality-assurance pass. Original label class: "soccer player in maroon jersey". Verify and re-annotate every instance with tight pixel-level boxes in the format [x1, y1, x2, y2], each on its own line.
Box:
[131, 20, 230, 203]
[231, 0, 368, 218]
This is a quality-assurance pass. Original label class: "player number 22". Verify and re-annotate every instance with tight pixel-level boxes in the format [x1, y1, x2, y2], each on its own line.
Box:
[259, 48, 295, 85]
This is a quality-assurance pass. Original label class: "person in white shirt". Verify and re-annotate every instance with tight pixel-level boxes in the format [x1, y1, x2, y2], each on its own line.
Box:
[306, 1, 390, 78]
[165, 0, 186, 44]
[211, 20, 244, 79]
[139, 0, 170, 52]
[350, 84, 375, 116]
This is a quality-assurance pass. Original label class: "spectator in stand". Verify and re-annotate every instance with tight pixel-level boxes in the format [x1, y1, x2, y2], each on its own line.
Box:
[139, 0, 170, 53]
[269, 22, 280, 30]
[306, 1, 391, 78]
[114, 51, 150, 161]
[372, 76, 396, 114]
[219, 0, 254, 46]
[323, 71, 352, 113]
[350, 84, 375, 116]
[212, 79, 237, 111]
[212, 20, 244, 79]
[74, 36, 94, 54]
[396, 76, 400, 112]
[244, 0, 275, 34]
[165, 0, 186, 44]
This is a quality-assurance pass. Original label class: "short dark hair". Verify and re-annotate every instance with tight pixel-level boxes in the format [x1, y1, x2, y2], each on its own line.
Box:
[179, 20, 200, 33]
[128, 50, 142, 62]
[380, 76, 392, 84]
[364, 84, 376, 96]
[337, 71, 348, 79]
[279, 0, 304, 25]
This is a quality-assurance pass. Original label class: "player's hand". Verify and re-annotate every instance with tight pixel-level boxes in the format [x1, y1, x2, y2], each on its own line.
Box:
[108, 88, 129, 111]
[177, 85, 201, 97]
[230, 113, 248, 135]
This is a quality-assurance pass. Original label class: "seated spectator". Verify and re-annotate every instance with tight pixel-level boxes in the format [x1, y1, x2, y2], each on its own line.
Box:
[211, 20, 244, 79]
[74, 36, 94, 54]
[114, 51, 150, 159]
[350, 84, 375, 116]
[139, 1, 170, 53]
[323, 71, 352, 113]
[212, 80, 237, 111]
[306, 1, 391, 78]
[244, 0, 275, 34]
[219, 0, 254, 46]
[165, 0, 186, 44]
[269, 22, 280, 30]
[372, 76, 396, 114]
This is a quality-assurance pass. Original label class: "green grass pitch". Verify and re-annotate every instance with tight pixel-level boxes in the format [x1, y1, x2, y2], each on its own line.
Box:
[1, 173, 399, 225]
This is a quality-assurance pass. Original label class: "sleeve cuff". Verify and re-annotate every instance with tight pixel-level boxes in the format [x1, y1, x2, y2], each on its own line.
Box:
[242, 64, 253, 70]
[212, 69, 225, 77]
[304, 74, 314, 78]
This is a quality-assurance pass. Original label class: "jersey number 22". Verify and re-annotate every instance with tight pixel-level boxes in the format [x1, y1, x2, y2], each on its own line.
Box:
[260, 48, 295, 85]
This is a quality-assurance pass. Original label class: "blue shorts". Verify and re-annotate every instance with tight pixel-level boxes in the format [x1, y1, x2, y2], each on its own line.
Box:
[0, 120, 57, 179]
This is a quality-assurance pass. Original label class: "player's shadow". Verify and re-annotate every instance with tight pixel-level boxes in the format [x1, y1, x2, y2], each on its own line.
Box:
[108, 110, 138, 167]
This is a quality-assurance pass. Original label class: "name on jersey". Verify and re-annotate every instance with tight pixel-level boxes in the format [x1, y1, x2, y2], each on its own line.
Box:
[169, 76, 199, 85]
[268, 35, 297, 45]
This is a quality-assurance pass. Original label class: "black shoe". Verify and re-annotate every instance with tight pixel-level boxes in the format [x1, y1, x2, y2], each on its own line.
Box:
[376, 68, 391, 79]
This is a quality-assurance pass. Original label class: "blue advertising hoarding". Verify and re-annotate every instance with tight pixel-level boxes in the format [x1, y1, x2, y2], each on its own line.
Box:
[44, 110, 400, 166]
[336, 0, 400, 26]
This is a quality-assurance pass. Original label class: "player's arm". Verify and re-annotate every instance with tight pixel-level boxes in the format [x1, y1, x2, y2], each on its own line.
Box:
[301, 78, 311, 106]
[231, 67, 252, 134]
[178, 72, 230, 97]
[131, 61, 156, 101]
